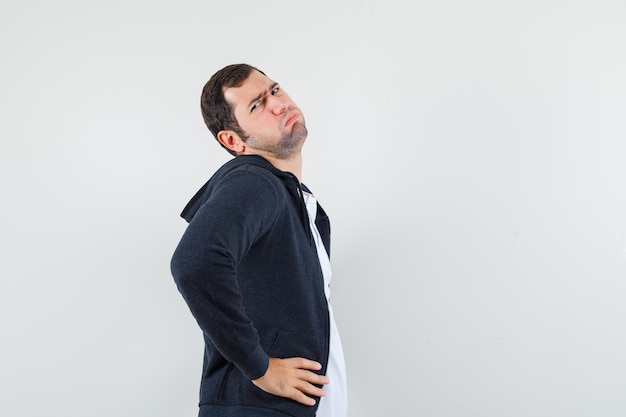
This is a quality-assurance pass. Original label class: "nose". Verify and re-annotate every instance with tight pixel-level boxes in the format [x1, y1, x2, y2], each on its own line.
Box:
[270, 96, 290, 115]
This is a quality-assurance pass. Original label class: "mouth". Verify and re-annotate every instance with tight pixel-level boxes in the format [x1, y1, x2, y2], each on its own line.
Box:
[284, 112, 300, 127]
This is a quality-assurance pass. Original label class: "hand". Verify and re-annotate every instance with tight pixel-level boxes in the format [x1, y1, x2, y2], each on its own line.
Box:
[252, 357, 330, 406]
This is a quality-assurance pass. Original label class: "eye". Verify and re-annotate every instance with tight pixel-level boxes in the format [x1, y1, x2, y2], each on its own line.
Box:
[271, 86, 280, 95]
[251, 100, 263, 112]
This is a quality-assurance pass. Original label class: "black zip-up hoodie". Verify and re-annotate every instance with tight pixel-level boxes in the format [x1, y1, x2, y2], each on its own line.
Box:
[171, 155, 330, 417]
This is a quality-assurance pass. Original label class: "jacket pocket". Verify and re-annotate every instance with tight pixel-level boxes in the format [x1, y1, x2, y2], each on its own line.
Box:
[267, 330, 325, 363]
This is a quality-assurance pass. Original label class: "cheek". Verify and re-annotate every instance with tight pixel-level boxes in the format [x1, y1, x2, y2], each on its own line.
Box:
[236, 116, 259, 133]
[243, 118, 280, 138]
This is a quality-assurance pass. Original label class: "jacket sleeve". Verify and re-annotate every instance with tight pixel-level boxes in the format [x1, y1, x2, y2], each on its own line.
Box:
[170, 168, 280, 380]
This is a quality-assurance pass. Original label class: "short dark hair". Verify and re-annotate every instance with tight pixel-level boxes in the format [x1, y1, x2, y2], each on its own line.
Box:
[200, 64, 265, 156]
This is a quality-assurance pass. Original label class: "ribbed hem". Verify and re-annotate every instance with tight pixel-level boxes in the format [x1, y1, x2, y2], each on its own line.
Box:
[199, 404, 296, 417]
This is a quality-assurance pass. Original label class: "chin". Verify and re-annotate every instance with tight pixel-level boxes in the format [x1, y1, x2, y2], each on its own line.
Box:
[292, 122, 308, 140]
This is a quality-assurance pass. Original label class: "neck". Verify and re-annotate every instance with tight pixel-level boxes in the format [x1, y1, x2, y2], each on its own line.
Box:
[264, 152, 303, 182]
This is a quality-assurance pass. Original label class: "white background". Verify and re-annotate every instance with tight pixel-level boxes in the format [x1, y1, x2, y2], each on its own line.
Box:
[2, 1, 626, 416]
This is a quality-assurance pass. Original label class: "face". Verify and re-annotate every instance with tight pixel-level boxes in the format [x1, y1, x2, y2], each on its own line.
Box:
[223, 70, 307, 159]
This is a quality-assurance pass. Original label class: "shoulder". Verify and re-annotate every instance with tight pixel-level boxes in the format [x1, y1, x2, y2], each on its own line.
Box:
[181, 155, 294, 224]
[215, 161, 285, 200]
[201, 159, 293, 221]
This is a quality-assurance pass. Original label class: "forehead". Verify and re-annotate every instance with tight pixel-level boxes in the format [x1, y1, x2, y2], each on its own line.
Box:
[223, 70, 274, 110]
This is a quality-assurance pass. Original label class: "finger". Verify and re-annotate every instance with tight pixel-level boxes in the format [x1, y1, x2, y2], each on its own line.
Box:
[284, 386, 317, 406]
[289, 387, 319, 406]
[296, 369, 330, 385]
[286, 357, 322, 371]
[288, 384, 325, 406]
[294, 380, 327, 398]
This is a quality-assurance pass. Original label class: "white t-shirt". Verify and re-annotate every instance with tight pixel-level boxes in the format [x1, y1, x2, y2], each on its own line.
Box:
[303, 191, 348, 417]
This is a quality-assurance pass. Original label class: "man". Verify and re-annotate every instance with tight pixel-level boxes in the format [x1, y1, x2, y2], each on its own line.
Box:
[171, 64, 347, 417]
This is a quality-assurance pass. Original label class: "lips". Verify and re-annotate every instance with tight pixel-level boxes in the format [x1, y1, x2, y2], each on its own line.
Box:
[284, 112, 300, 127]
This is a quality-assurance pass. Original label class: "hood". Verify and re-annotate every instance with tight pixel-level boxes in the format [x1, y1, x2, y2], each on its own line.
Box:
[180, 155, 298, 223]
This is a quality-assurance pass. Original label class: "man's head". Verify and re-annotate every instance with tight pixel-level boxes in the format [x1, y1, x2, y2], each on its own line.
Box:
[200, 64, 307, 158]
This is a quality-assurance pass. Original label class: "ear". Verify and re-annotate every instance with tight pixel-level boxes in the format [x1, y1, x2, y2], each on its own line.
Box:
[217, 130, 245, 154]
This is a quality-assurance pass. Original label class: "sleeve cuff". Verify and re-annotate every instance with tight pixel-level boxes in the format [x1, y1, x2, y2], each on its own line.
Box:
[239, 344, 270, 380]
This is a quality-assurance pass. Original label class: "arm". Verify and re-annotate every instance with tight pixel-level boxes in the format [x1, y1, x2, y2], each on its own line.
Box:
[172, 170, 328, 406]
[172, 170, 279, 379]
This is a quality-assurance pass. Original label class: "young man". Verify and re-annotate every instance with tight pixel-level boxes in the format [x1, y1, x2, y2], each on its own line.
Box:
[171, 64, 347, 417]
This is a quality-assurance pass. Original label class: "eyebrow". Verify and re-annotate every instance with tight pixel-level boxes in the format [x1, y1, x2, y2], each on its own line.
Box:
[248, 82, 279, 108]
